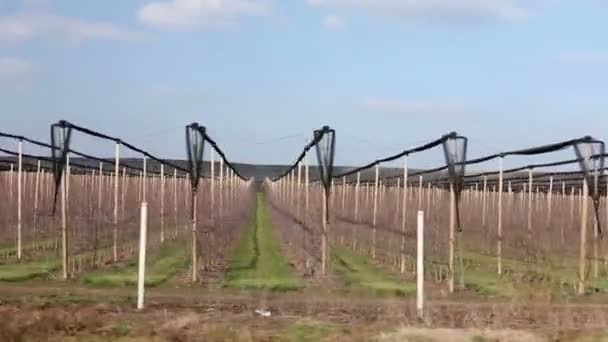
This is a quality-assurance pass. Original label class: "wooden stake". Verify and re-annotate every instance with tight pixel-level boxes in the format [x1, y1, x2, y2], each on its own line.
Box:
[17, 139, 22, 260]
[211, 149, 215, 223]
[321, 187, 328, 275]
[160, 164, 165, 243]
[33, 160, 41, 250]
[578, 178, 588, 295]
[305, 153, 309, 217]
[142, 157, 147, 202]
[547, 176, 553, 227]
[341, 176, 346, 216]
[61, 129, 69, 280]
[192, 191, 198, 282]
[354, 171, 360, 248]
[497, 157, 504, 275]
[137, 202, 148, 310]
[482, 176, 488, 227]
[113, 143, 119, 261]
[448, 183, 455, 293]
[121, 167, 126, 225]
[527, 169, 533, 239]
[372, 164, 380, 259]
[418, 176, 423, 210]
[220, 158, 224, 218]
[401, 156, 408, 273]
[297, 162, 302, 221]
[174, 169, 178, 236]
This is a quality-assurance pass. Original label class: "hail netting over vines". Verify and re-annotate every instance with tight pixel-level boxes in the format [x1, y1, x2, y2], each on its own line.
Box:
[0, 121, 253, 282]
[264, 126, 336, 276]
[266, 128, 607, 296]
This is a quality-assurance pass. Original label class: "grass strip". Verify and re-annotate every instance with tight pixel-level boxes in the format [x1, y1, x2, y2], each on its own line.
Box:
[80, 242, 188, 287]
[224, 192, 302, 291]
[0, 260, 60, 281]
[332, 247, 415, 296]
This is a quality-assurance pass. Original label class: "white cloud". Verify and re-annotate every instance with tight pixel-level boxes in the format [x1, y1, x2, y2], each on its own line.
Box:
[0, 57, 32, 77]
[558, 53, 608, 65]
[138, 0, 271, 30]
[308, 0, 526, 24]
[362, 97, 465, 115]
[323, 14, 346, 29]
[0, 12, 141, 42]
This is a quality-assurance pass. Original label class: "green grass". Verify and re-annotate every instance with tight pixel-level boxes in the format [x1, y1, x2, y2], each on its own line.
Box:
[80, 242, 188, 287]
[455, 249, 608, 299]
[224, 192, 302, 291]
[286, 321, 333, 342]
[332, 247, 415, 296]
[0, 239, 55, 258]
[0, 259, 60, 281]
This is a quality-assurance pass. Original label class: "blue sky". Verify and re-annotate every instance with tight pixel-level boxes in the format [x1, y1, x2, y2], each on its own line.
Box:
[1, 0, 607, 170]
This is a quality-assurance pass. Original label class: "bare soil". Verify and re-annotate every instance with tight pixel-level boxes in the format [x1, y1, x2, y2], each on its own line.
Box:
[2, 281, 608, 341]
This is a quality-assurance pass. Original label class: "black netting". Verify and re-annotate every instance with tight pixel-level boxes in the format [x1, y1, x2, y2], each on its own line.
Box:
[314, 126, 336, 194]
[185, 124, 205, 193]
[50, 121, 72, 214]
[574, 139, 605, 233]
[442, 133, 468, 231]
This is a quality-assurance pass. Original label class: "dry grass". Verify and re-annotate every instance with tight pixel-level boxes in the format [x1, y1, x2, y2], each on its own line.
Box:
[378, 328, 545, 342]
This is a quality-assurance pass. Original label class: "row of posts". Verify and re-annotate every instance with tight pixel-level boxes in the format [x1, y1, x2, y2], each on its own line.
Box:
[270, 152, 605, 296]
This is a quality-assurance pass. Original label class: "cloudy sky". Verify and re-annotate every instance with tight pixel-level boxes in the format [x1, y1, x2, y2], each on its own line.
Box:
[1, 0, 607, 168]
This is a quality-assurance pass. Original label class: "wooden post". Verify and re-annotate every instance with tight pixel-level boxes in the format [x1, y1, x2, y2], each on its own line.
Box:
[142, 157, 147, 202]
[9, 164, 13, 204]
[289, 170, 294, 211]
[448, 183, 455, 293]
[560, 181, 566, 244]
[192, 191, 198, 283]
[593, 168, 600, 278]
[372, 164, 380, 259]
[219, 158, 224, 218]
[304, 154, 310, 269]
[364, 182, 369, 210]
[174, 169, 178, 236]
[321, 187, 328, 275]
[482, 176, 488, 227]
[418, 176, 423, 210]
[66, 155, 71, 206]
[17, 139, 22, 260]
[354, 172, 360, 248]
[113, 143, 119, 261]
[121, 167, 126, 225]
[547, 176, 554, 227]
[61, 130, 69, 280]
[211, 149, 215, 223]
[33, 160, 41, 249]
[401, 156, 409, 273]
[497, 157, 504, 275]
[137, 202, 148, 310]
[296, 162, 302, 221]
[231, 169, 235, 205]
[341, 176, 346, 216]
[305, 153, 309, 216]
[527, 169, 533, 238]
[416, 210, 424, 320]
[426, 182, 431, 220]
[578, 178, 589, 295]
[160, 164, 165, 243]
[594, 207, 599, 279]
[395, 178, 401, 226]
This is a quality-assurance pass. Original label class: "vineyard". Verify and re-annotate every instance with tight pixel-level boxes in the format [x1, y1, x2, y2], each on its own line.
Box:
[1, 122, 608, 340]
